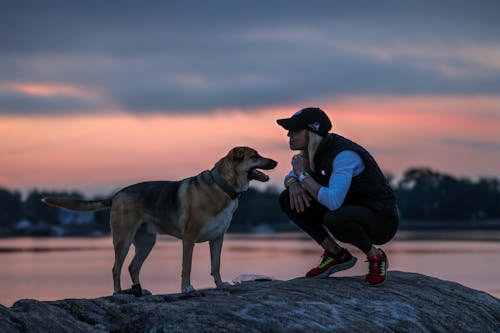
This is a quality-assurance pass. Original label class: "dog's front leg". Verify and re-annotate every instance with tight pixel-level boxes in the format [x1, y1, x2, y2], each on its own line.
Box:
[181, 238, 195, 293]
[209, 235, 230, 288]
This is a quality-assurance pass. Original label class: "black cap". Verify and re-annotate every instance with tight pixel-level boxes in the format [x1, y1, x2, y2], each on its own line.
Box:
[276, 107, 332, 137]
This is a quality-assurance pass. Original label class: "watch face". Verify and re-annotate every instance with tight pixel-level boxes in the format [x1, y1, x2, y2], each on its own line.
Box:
[299, 172, 308, 182]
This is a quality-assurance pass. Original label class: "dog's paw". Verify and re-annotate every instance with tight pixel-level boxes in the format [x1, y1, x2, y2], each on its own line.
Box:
[112, 290, 134, 297]
[131, 283, 143, 297]
[216, 281, 232, 289]
[113, 285, 152, 297]
[182, 285, 195, 293]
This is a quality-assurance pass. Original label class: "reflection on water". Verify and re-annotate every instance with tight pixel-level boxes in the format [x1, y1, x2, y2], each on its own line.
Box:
[0, 231, 499, 306]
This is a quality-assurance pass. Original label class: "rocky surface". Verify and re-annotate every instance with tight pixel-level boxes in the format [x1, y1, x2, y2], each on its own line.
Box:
[1, 271, 499, 332]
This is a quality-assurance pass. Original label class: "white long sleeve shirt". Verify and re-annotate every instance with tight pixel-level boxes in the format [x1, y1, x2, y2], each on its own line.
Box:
[287, 150, 365, 211]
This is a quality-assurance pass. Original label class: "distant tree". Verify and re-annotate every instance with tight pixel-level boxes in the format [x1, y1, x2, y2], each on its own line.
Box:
[0, 188, 22, 234]
[1, 166, 499, 237]
[469, 177, 500, 219]
[396, 168, 442, 219]
[230, 187, 289, 231]
[395, 168, 500, 221]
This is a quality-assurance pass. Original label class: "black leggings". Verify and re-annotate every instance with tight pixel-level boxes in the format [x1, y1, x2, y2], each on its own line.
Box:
[279, 189, 399, 254]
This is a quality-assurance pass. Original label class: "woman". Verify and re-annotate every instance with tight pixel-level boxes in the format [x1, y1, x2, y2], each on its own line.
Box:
[277, 107, 399, 285]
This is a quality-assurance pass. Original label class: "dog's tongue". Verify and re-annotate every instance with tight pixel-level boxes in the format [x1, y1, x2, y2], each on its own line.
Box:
[248, 169, 270, 182]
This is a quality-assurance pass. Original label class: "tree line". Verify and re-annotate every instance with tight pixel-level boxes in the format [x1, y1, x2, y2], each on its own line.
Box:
[0, 167, 499, 236]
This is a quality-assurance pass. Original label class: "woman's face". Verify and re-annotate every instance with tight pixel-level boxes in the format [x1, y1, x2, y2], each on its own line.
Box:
[287, 129, 308, 151]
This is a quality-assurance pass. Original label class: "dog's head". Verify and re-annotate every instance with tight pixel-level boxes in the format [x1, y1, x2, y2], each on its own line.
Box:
[216, 147, 278, 192]
[229, 146, 278, 182]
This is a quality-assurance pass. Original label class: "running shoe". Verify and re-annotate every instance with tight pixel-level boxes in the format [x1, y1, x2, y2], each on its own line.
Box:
[365, 249, 389, 286]
[306, 248, 357, 278]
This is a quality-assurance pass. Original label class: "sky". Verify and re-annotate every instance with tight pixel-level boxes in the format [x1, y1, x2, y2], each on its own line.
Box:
[1, 0, 499, 197]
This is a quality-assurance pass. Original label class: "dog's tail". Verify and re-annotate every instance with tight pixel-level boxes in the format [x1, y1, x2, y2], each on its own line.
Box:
[42, 197, 112, 211]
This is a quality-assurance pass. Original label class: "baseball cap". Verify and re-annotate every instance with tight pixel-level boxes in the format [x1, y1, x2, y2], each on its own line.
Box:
[276, 107, 332, 137]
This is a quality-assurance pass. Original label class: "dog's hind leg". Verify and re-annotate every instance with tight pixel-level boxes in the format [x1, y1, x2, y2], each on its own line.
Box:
[112, 236, 133, 294]
[128, 225, 156, 296]
[209, 235, 229, 288]
[110, 200, 141, 294]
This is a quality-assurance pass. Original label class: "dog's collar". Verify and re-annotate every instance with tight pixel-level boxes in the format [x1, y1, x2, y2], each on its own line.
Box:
[210, 168, 242, 199]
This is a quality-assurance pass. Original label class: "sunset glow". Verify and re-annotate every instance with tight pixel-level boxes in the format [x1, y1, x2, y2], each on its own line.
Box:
[1, 94, 499, 196]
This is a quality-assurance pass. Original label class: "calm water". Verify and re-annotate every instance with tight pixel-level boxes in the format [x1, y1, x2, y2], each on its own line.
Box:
[1, 231, 499, 307]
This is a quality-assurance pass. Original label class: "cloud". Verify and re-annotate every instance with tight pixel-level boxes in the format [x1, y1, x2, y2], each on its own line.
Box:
[0, 1, 499, 115]
[0, 83, 106, 114]
[0, 91, 100, 114]
[441, 138, 500, 152]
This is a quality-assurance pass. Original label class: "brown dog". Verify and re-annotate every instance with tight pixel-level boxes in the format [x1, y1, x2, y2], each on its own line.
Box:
[43, 147, 277, 295]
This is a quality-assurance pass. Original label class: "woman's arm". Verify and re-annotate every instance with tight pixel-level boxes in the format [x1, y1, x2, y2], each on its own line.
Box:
[317, 150, 364, 210]
[291, 150, 364, 210]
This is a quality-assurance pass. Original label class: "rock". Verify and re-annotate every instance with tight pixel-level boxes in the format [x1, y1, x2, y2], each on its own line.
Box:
[1, 271, 498, 332]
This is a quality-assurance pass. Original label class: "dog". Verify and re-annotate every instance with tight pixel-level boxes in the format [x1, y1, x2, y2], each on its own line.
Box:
[42, 146, 277, 295]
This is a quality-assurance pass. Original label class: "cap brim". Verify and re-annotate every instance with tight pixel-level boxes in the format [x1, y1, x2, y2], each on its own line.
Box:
[277, 118, 303, 131]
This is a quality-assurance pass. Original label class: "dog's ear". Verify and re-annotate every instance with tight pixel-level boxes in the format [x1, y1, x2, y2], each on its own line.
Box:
[230, 147, 246, 161]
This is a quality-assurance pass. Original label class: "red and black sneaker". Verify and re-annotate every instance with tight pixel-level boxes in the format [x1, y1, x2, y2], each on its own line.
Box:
[365, 249, 389, 286]
[306, 248, 357, 278]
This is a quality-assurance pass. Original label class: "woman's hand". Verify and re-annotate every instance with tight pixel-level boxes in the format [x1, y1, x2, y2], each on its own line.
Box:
[288, 181, 311, 212]
[288, 154, 312, 212]
[291, 154, 306, 175]
[288, 155, 312, 213]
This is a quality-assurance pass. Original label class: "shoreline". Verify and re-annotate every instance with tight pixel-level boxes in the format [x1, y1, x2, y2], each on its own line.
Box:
[0, 229, 499, 254]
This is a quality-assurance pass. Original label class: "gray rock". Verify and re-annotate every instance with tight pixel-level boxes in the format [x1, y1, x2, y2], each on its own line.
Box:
[1, 271, 498, 332]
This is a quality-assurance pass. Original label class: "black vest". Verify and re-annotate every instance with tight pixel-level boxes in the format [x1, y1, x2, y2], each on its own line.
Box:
[311, 134, 397, 217]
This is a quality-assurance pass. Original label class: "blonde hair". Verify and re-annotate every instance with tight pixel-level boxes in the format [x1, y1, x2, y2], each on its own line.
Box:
[304, 131, 324, 171]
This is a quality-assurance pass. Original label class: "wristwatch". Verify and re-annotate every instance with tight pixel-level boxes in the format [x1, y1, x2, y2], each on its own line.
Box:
[298, 171, 310, 183]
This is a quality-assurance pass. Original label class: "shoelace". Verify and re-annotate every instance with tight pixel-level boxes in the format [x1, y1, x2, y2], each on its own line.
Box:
[320, 253, 331, 263]
[318, 252, 335, 267]
[367, 255, 384, 275]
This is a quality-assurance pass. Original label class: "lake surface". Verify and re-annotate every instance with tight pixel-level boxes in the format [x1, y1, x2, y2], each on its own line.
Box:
[1, 231, 499, 307]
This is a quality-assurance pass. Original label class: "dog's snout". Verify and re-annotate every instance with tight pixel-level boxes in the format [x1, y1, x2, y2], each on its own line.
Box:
[264, 158, 278, 169]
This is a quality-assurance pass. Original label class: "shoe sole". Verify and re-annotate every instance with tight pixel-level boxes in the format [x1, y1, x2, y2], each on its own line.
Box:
[365, 274, 388, 286]
[311, 256, 358, 279]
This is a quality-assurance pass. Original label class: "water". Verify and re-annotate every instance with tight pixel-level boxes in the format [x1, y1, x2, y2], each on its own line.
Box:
[1, 231, 499, 307]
